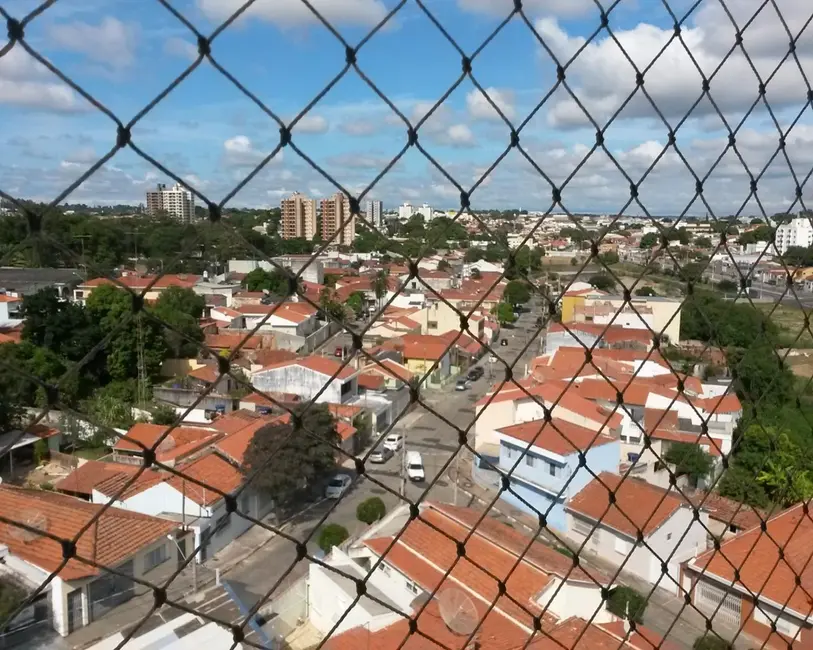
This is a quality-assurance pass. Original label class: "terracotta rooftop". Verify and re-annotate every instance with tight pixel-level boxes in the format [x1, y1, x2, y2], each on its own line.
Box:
[168, 452, 244, 506]
[205, 332, 263, 351]
[0, 485, 177, 581]
[567, 473, 686, 539]
[691, 502, 813, 619]
[82, 274, 200, 290]
[686, 491, 767, 532]
[550, 322, 652, 346]
[254, 355, 357, 380]
[54, 461, 140, 497]
[187, 364, 223, 384]
[401, 334, 453, 361]
[114, 423, 221, 459]
[215, 413, 290, 465]
[497, 419, 617, 456]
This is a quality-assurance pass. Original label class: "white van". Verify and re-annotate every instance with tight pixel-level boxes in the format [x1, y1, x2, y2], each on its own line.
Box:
[406, 451, 425, 482]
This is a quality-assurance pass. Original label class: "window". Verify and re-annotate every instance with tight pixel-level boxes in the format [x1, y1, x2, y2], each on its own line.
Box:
[666, 532, 672, 541]
[144, 544, 169, 572]
[615, 537, 632, 555]
[549, 463, 558, 477]
[427, 321, 438, 330]
[405, 579, 421, 595]
[525, 455, 535, 467]
[572, 518, 592, 537]
[379, 564, 391, 576]
[754, 606, 801, 638]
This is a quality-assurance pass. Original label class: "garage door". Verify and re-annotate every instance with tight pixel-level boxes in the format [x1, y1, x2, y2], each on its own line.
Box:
[89, 560, 135, 621]
[695, 581, 741, 629]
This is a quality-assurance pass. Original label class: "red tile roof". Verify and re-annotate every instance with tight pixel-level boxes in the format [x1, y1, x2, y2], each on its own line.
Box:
[686, 491, 767, 532]
[54, 461, 141, 497]
[255, 355, 357, 380]
[357, 373, 386, 390]
[215, 414, 290, 465]
[94, 468, 166, 500]
[326, 403, 363, 420]
[114, 423, 222, 462]
[497, 419, 617, 456]
[205, 332, 263, 351]
[692, 504, 813, 619]
[210, 410, 264, 435]
[550, 322, 652, 346]
[82, 274, 200, 290]
[251, 348, 298, 366]
[187, 364, 222, 384]
[0, 485, 177, 581]
[401, 334, 452, 361]
[567, 473, 686, 538]
[168, 452, 244, 506]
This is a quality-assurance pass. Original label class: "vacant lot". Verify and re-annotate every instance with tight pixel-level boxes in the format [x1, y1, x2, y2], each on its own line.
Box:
[756, 303, 813, 349]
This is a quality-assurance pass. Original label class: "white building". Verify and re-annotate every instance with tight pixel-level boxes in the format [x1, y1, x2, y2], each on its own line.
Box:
[145, 183, 195, 223]
[251, 356, 359, 404]
[774, 217, 813, 254]
[397, 202, 414, 221]
[416, 202, 433, 221]
[365, 199, 383, 228]
[565, 473, 709, 595]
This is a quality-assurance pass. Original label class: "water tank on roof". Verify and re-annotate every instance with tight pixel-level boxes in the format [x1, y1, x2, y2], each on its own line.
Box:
[627, 452, 640, 462]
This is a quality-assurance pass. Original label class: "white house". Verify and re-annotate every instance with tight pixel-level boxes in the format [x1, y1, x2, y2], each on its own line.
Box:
[0, 294, 22, 328]
[0, 485, 184, 637]
[251, 355, 359, 404]
[236, 302, 318, 337]
[565, 472, 709, 594]
[91, 451, 270, 563]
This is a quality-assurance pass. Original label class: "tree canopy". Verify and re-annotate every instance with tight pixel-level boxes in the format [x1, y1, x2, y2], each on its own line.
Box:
[504, 280, 531, 305]
[588, 273, 616, 292]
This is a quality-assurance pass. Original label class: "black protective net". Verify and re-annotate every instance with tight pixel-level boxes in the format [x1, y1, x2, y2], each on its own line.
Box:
[0, 1, 812, 649]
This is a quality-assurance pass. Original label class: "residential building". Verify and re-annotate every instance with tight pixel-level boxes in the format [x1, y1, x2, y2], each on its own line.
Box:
[91, 450, 271, 563]
[228, 257, 324, 286]
[72, 273, 201, 305]
[111, 423, 223, 467]
[0, 485, 184, 636]
[235, 301, 319, 336]
[399, 333, 455, 388]
[497, 419, 620, 531]
[0, 267, 82, 300]
[397, 269, 453, 294]
[415, 202, 432, 221]
[687, 503, 813, 648]
[0, 293, 22, 328]
[365, 199, 383, 228]
[145, 183, 195, 223]
[280, 192, 317, 240]
[251, 355, 359, 403]
[312, 501, 616, 648]
[774, 216, 813, 255]
[544, 322, 653, 354]
[397, 202, 414, 220]
[321, 192, 356, 246]
[566, 473, 709, 595]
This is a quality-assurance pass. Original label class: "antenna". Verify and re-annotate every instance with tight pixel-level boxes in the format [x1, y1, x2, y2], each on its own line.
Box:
[10, 509, 49, 543]
[437, 587, 478, 636]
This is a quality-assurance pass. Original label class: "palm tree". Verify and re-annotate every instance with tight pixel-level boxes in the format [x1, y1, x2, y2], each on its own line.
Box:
[372, 269, 389, 315]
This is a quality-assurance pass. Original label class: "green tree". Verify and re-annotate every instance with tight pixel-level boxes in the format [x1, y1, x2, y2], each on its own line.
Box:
[679, 261, 706, 283]
[694, 236, 712, 249]
[356, 497, 386, 524]
[437, 259, 451, 272]
[346, 292, 365, 319]
[493, 302, 516, 325]
[33, 439, 49, 465]
[639, 232, 659, 249]
[634, 286, 657, 297]
[242, 268, 290, 294]
[86, 284, 167, 381]
[663, 443, 714, 486]
[153, 286, 205, 318]
[599, 251, 619, 265]
[588, 273, 616, 292]
[152, 288, 204, 358]
[464, 248, 485, 263]
[606, 587, 646, 623]
[716, 279, 738, 293]
[150, 403, 177, 425]
[21, 288, 101, 364]
[318, 524, 349, 553]
[372, 270, 389, 313]
[693, 634, 731, 650]
[242, 404, 340, 503]
[729, 342, 794, 406]
[504, 280, 531, 305]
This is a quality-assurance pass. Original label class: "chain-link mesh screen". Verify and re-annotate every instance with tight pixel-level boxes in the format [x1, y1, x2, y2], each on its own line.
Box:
[1, 0, 812, 649]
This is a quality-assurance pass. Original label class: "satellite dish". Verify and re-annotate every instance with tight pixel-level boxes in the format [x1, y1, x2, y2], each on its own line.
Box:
[10, 509, 48, 543]
[437, 588, 479, 636]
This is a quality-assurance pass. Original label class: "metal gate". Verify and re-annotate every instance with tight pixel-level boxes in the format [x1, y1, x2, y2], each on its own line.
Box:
[695, 581, 742, 629]
[67, 589, 83, 634]
[89, 560, 135, 622]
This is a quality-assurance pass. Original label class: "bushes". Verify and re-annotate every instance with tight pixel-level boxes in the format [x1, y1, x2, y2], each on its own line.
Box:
[693, 634, 731, 650]
[318, 524, 349, 554]
[356, 497, 386, 525]
[33, 439, 49, 465]
[606, 586, 646, 623]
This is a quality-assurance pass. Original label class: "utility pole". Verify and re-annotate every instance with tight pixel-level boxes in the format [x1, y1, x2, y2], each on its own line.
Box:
[453, 452, 460, 506]
[73, 234, 91, 281]
[399, 436, 407, 498]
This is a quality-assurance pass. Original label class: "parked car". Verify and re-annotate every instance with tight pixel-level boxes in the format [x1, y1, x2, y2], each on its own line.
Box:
[384, 433, 405, 451]
[369, 446, 394, 464]
[406, 451, 425, 482]
[325, 474, 352, 499]
[455, 378, 470, 391]
[467, 366, 484, 381]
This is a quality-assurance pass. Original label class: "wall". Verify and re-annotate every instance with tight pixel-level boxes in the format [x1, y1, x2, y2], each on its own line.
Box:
[544, 330, 599, 354]
[474, 400, 514, 451]
[537, 578, 612, 624]
[92, 482, 209, 520]
[605, 297, 681, 344]
[404, 355, 451, 388]
[251, 366, 351, 404]
[515, 398, 616, 435]
[561, 295, 585, 322]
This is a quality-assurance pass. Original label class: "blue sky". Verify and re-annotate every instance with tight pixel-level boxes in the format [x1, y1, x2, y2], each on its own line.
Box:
[2, 0, 813, 216]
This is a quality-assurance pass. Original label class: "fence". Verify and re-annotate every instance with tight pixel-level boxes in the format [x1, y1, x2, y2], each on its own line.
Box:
[1, 1, 813, 650]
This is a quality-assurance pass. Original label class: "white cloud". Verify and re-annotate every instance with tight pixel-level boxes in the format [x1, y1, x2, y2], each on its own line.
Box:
[535, 2, 813, 127]
[164, 37, 198, 61]
[197, 0, 387, 27]
[294, 114, 329, 134]
[63, 147, 98, 165]
[0, 47, 86, 112]
[223, 135, 283, 167]
[458, 0, 593, 18]
[439, 124, 477, 148]
[466, 87, 516, 122]
[48, 17, 137, 70]
[339, 120, 381, 136]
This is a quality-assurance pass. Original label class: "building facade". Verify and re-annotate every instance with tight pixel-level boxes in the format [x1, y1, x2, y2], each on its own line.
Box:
[320, 192, 356, 246]
[365, 199, 382, 228]
[145, 183, 195, 223]
[774, 217, 813, 255]
[280, 192, 317, 240]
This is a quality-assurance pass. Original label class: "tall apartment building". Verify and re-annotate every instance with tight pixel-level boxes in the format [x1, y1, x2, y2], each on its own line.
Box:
[365, 199, 383, 228]
[774, 217, 813, 254]
[280, 192, 317, 240]
[320, 192, 356, 246]
[145, 183, 195, 223]
[398, 202, 414, 221]
[416, 202, 433, 221]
